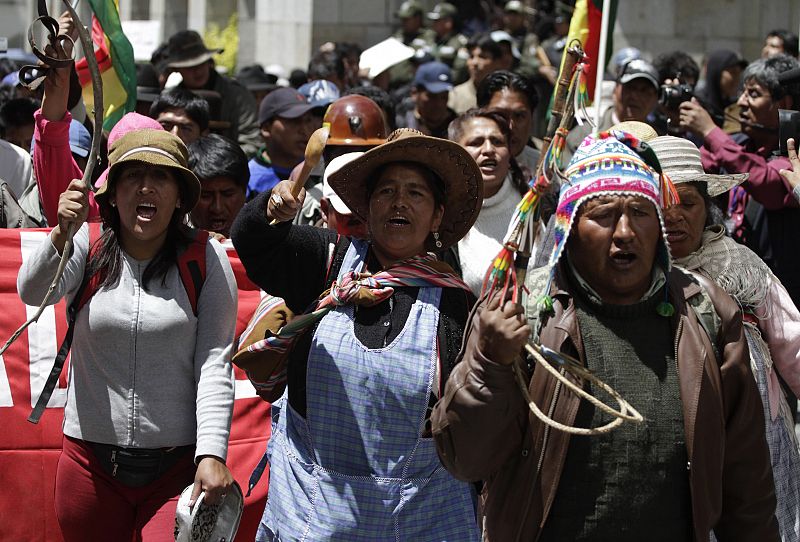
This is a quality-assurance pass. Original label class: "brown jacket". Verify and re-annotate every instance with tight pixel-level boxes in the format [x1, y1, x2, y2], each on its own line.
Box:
[431, 267, 778, 542]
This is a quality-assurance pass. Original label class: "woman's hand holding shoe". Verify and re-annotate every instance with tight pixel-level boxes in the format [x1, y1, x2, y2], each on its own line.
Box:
[191, 456, 234, 507]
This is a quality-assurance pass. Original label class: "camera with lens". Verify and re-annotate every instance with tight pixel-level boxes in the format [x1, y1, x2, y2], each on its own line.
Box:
[659, 83, 694, 110]
[777, 68, 800, 157]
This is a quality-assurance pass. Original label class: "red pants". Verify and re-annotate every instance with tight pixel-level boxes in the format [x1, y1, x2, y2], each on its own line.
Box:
[55, 436, 195, 542]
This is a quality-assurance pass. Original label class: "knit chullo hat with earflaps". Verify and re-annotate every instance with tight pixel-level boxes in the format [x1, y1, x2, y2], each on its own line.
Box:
[543, 129, 680, 316]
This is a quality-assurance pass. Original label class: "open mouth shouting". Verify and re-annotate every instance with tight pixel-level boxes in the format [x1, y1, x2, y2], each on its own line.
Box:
[665, 229, 688, 244]
[609, 250, 638, 270]
[136, 202, 158, 221]
[207, 217, 229, 232]
[387, 214, 411, 228]
[478, 158, 498, 176]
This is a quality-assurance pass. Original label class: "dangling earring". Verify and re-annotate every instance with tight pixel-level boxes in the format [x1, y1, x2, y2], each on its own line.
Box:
[110, 201, 116, 207]
[433, 231, 442, 249]
[176, 199, 181, 209]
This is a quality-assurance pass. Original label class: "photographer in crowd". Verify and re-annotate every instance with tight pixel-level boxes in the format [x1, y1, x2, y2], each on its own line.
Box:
[680, 54, 800, 307]
[652, 50, 701, 138]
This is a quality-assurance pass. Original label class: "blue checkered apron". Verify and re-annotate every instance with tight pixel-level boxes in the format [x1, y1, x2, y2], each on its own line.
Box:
[257, 241, 479, 541]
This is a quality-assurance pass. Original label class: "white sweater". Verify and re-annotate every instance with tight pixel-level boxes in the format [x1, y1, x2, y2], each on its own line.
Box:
[458, 176, 521, 296]
[17, 224, 237, 461]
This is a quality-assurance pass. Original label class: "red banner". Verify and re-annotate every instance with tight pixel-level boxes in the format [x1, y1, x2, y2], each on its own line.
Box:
[0, 229, 269, 542]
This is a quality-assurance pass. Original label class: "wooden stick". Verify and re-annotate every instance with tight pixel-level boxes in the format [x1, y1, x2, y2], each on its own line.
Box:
[533, 43, 584, 179]
[269, 126, 329, 225]
[0, 0, 102, 357]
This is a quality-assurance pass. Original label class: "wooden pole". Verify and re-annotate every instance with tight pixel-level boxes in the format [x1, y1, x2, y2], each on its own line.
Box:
[593, 0, 611, 132]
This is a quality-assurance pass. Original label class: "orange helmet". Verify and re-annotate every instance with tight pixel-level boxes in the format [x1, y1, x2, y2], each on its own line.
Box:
[323, 95, 389, 146]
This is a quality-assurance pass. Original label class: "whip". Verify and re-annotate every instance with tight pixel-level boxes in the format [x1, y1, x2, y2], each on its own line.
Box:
[479, 42, 643, 436]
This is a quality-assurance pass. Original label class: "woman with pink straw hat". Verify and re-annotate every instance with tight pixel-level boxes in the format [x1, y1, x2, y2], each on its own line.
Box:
[31, 28, 163, 226]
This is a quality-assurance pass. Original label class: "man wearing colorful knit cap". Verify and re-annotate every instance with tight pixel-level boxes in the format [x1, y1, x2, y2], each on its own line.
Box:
[433, 131, 778, 541]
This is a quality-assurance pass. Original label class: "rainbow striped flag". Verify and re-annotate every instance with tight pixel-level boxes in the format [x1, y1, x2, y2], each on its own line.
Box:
[75, 0, 136, 131]
[558, 0, 618, 102]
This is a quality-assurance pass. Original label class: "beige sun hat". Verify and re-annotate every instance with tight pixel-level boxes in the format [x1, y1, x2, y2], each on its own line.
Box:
[98, 129, 201, 212]
[648, 135, 748, 197]
[327, 128, 483, 250]
[609, 120, 659, 142]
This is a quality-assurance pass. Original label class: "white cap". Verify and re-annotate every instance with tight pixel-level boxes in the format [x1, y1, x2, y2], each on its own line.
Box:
[359, 37, 415, 79]
[264, 63, 287, 79]
[490, 30, 522, 60]
[322, 152, 364, 215]
[264, 64, 290, 87]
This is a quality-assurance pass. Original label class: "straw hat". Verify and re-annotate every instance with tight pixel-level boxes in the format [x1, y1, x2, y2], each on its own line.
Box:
[609, 120, 658, 142]
[97, 129, 201, 212]
[327, 128, 483, 250]
[648, 135, 748, 197]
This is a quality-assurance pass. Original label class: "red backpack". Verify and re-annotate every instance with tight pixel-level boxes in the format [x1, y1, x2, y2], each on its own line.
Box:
[28, 222, 208, 423]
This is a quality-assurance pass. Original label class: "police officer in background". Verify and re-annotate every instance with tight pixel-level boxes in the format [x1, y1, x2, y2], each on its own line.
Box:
[390, 1, 435, 89]
[426, 3, 469, 81]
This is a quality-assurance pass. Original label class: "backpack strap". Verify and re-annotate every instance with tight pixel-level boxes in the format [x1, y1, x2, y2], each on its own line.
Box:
[74, 222, 105, 312]
[29, 226, 208, 424]
[176, 229, 208, 317]
[29, 222, 104, 424]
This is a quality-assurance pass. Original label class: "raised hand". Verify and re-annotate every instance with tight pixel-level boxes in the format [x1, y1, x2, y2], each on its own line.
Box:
[477, 289, 531, 366]
[51, 178, 89, 254]
[266, 180, 306, 224]
[779, 138, 800, 192]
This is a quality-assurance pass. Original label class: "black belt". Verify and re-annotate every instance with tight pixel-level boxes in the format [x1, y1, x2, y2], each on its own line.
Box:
[88, 441, 194, 488]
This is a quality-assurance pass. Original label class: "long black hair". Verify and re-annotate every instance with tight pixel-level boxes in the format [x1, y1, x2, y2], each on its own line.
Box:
[90, 165, 194, 291]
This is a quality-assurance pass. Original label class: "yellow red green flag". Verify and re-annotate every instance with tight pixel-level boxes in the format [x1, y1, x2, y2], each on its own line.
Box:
[558, 0, 618, 101]
[75, 0, 136, 131]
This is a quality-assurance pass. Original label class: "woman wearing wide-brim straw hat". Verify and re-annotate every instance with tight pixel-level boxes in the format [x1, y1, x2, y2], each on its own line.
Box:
[652, 134, 800, 542]
[17, 129, 238, 541]
[231, 128, 483, 541]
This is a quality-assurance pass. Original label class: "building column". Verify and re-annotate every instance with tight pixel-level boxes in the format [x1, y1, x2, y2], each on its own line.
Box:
[187, 0, 207, 33]
[238, 0, 313, 74]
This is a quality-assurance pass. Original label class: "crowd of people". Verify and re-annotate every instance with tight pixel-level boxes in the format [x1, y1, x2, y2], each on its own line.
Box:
[3, 0, 800, 540]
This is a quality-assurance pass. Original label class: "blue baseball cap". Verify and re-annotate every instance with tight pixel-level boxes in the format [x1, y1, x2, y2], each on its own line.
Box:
[298, 80, 341, 110]
[29, 119, 92, 159]
[413, 61, 453, 94]
[69, 120, 92, 158]
[1, 71, 20, 87]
